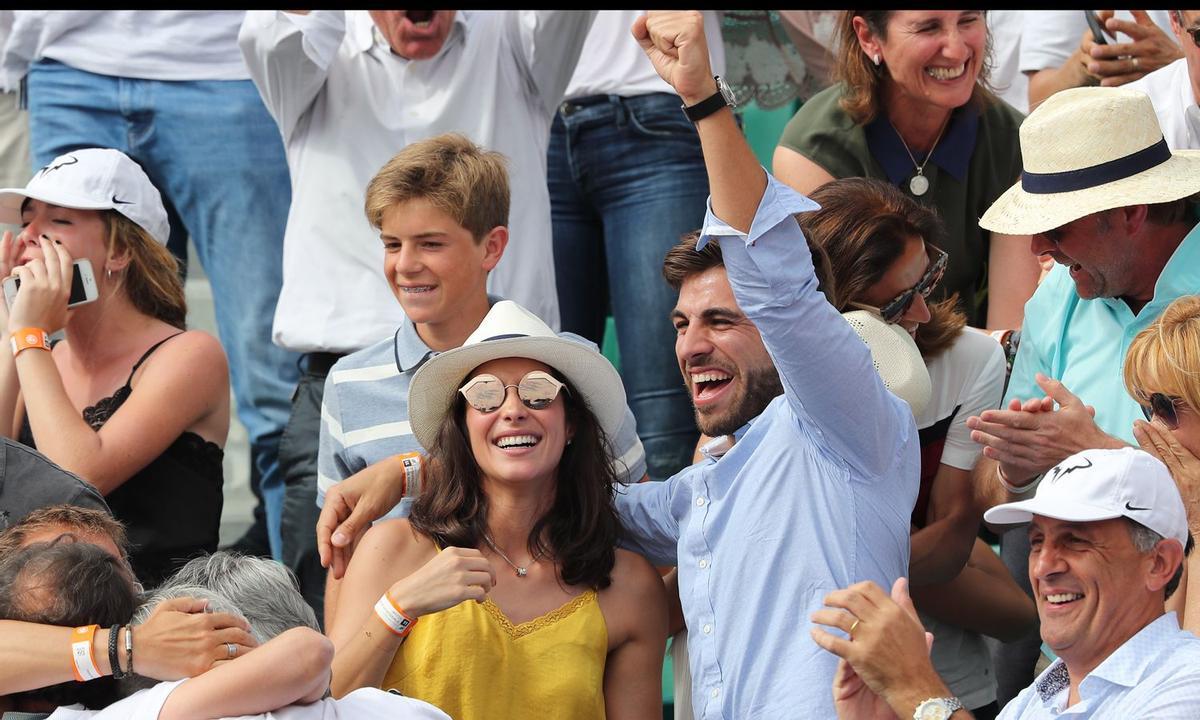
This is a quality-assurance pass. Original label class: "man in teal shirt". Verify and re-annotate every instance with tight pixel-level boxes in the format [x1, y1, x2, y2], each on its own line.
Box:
[965, 85, 1200, 704]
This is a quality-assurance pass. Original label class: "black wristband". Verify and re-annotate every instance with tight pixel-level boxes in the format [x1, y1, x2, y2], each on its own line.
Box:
[107, 624, 125, 679]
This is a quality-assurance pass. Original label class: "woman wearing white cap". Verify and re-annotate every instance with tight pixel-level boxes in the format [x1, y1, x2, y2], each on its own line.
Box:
[800, 176, 1036, 719]
[327, 300, 666, 720]
[0, 148, 229, 587]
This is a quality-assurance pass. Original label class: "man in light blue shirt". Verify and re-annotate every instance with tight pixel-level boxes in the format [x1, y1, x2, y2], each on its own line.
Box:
[618, 13, 920, 718]
[811, 447, 1200, 719]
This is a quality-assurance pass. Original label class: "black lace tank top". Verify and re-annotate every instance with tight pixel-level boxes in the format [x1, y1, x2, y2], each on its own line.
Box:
[19, 333, 224, 588]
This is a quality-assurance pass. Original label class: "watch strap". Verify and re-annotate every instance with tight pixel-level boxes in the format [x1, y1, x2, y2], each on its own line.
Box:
[682, 76, 733, 122]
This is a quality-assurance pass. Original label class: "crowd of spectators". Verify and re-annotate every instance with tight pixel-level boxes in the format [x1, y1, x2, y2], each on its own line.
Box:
[1, 8, 1199, 720]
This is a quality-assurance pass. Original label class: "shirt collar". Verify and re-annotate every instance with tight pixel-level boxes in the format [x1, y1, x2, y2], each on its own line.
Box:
[392, 293, 502, 373]
[1150, 221, 1200, 309]
[863, 103, 979, 187]
[699, 418, 757, 463]
[351, 10, 470, 59]
[1035, 612, 1184, 705]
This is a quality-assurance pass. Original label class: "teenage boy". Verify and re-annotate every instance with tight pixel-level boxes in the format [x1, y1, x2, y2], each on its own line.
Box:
[315, 134, 646, 627]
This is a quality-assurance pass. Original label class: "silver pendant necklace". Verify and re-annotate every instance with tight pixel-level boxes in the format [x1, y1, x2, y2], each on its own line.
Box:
[894, 115, 950, 197]
[483, 532, 537, 578]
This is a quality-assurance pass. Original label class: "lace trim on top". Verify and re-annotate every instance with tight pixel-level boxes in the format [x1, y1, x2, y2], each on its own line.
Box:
[82, 385, 132, 430]
[482, 589, 597, 640]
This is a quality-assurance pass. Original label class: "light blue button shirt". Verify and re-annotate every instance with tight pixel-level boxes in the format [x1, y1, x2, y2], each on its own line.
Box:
[999, 612, 1200, 718]
[1004, 223, 1200, 442]
[615, 174, 920, 719]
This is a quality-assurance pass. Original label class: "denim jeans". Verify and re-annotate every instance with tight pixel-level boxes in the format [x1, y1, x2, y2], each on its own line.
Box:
[548, 92, 707, 480]
[27, 59, 300, 558]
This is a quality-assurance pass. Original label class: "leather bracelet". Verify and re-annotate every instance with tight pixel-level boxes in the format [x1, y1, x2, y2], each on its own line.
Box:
[997, 464, 1041, 495]
[109, 625, 132, 679]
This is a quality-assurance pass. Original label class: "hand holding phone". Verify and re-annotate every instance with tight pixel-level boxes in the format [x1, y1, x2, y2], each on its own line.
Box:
[1085, 11, 1111, 45]
[3, 258, 99, 312]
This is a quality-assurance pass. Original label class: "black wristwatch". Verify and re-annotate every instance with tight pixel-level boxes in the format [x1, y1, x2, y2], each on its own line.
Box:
[681, 75, 737, 122]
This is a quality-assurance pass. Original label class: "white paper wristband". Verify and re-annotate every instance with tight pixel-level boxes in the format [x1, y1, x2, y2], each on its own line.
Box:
[374, 593, 417, 638]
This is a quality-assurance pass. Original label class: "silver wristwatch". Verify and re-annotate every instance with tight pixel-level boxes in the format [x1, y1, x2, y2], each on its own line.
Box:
[913, 697, 964, 720]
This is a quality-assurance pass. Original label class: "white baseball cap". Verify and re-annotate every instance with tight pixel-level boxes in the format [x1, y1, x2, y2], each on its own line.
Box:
[984, 447, 1189, 547]
[0, 148, 170, 246]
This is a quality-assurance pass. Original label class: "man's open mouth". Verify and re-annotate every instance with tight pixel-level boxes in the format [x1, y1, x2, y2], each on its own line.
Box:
[405, 10, 435, 25]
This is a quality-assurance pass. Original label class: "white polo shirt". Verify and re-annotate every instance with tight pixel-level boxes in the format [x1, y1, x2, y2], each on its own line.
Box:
[240, 11, 595, 353]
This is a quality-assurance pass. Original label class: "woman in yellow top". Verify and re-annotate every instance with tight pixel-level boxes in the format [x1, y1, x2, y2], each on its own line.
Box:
[329, 301, 667, 719]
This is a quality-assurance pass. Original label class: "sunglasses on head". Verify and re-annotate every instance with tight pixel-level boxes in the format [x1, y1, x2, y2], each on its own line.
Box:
[458, 370, 569, 413]
[850, 243, 948, 325]
[1140, 392, 1183, 430]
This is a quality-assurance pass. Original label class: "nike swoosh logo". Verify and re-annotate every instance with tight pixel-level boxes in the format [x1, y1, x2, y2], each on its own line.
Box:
[1125, 501, 1151, 512]
[111, 195, 132, 205]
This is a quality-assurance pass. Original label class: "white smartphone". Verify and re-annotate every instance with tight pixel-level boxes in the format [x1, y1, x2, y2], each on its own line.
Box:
[3, 258, 100, 310]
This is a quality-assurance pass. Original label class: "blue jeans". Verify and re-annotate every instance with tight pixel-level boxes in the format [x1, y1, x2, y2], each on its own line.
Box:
[27, 59, 300, 558]
[548, 92, 707, 480]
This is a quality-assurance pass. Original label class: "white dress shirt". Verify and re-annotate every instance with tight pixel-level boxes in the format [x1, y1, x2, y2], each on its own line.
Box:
[240, 11, 595, 353]
[1127, 58, 1199, 151]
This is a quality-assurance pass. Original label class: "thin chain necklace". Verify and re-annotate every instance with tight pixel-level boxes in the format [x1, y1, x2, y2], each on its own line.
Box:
[482, 531, 540, 578]
[893, 113, 951, 197]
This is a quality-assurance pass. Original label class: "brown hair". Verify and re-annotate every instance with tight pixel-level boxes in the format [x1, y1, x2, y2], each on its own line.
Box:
[0, 505, 128, 561]
[409, 371, 621, 590]
[104, 212, 187, 329]
[662, 230, 838, 306]
[0, 538, 137, 709]
[364, 133, 510, 240]
[798, 177, 965, 359]
[1144, 194, 1200, 227]
[835, 10, 995, 125]
[1124, 295, 1200, 414]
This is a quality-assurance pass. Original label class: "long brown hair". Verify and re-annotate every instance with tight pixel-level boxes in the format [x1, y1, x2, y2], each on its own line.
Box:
[798, 177, 965, 359]
[410, 370, 621, 590]
[835, 10, 995, 125]
[103, 212, 187, 329]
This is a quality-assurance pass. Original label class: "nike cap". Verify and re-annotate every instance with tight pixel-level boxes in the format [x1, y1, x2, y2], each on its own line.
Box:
[985, 447, 1188, 547]
[0, 148, 169, 246]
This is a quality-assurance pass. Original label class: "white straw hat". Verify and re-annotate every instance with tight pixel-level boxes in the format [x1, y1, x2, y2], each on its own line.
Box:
[842, 310, 931, 417]
[980, 86, 1200, 236]
[408, 301, 627, 449]
[0, 148, 170, 245]
[984, 447, 1188, 547]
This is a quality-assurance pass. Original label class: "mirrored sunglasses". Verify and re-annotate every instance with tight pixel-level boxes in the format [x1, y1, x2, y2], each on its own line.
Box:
[1140, 392, 1182, 431]
[458, 370, 569, 413]
[849, 244, 948, 325]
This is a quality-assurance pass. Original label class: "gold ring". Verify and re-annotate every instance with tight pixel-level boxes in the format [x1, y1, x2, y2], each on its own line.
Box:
[849, 619, 861, 638]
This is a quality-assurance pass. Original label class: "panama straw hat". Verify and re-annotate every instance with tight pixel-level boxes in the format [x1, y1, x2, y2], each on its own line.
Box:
[842, 310, 931, 417]
[980, 86, 1200, 236]
[408, 301, 627, 450]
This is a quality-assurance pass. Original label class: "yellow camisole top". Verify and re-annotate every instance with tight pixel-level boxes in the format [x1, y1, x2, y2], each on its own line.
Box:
[381, 588, 608, 720]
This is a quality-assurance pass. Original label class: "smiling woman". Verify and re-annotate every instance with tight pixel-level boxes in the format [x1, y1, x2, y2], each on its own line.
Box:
[774, 10, 1041, 331]
[328, 300, 667, 720]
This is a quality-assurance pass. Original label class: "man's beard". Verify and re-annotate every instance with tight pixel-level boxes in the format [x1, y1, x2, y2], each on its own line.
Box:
[693, 363, 784, 437]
